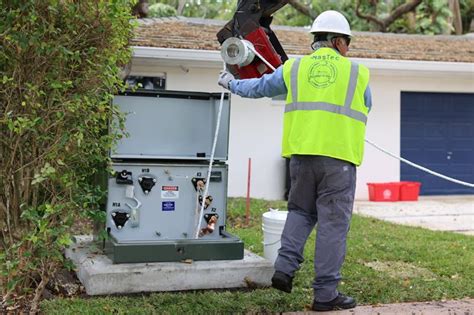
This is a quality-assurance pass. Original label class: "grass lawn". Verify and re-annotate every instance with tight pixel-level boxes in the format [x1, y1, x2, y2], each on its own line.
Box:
[41, 198, 474, 314]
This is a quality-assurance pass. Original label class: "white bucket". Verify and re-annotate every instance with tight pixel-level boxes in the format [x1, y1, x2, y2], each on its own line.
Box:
[262, 208, 288, 264]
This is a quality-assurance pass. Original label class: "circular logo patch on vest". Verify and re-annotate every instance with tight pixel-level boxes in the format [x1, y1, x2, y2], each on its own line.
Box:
[308, 61, 337, 89]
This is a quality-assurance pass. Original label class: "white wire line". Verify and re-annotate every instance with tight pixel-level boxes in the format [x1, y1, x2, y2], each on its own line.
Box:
[194, 63, 227, 239]
[365, 138, 474, 188]
[224, 38, 473, 190]
[249, 42, 473, 189]
[246, 43, 276, 72]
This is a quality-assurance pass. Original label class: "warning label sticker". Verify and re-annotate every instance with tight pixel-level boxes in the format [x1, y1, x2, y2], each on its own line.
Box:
[162, 201, 175, 211]
[161, 186, 179, 199]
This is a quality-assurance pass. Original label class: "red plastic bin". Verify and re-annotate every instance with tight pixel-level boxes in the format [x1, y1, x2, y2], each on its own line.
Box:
[399, 181, 421, 201]
[367, 182, 400, 202]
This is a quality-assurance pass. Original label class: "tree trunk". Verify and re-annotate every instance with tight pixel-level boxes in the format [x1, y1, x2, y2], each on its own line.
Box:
[132, 0, 149, 18]
[406, 11, 417, 33]
[448, 0, 463, 35]
[177, 0, 186, 15]
[30, 274, 49, 314]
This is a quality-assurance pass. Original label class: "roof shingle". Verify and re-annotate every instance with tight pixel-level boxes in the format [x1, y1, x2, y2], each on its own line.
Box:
[132, 17, 474, 63]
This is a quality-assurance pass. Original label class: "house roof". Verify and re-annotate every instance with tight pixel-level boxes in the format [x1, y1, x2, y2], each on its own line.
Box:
[132, 17, 474, 63]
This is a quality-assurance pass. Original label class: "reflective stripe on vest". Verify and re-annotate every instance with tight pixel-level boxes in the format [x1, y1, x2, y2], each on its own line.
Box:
[286, 59, 367, 125]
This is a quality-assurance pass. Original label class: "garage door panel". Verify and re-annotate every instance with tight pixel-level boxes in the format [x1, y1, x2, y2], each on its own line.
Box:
[401, 149, 449, 165]
[451, 140, 474, 150]
[451, 123, 473, 137]
[424, 141, 446, 150]
[449, 164, 474, 177]
[401, 92, 474, 195]
[451, 150, 473, 161]
[423, 127, 447, 138]
[455, 106, 474, 115]
[402, 139, 419, 148]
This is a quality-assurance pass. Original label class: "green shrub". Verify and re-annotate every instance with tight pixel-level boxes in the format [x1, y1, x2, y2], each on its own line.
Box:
[0, 0, 134, 312]
[148, 3, 178, 18]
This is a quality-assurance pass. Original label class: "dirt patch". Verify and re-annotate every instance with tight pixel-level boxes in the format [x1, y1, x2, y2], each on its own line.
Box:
[364, 260, 437, 280]
[1, 268, 84, 314]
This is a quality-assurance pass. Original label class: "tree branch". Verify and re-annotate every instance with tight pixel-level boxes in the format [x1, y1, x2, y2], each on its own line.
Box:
[287, 0, 317, 20]
[383, 0, 423, 27]
[356, 0, 422, 32]
[30, 273, 50, 314]
[355, 0, 385, 31]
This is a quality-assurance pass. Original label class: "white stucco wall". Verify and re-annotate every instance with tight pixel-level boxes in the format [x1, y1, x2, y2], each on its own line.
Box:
[130, 49, 474, 200]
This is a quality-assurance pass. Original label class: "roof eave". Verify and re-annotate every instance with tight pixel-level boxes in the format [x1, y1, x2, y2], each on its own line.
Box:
[132, 46, 474, 77]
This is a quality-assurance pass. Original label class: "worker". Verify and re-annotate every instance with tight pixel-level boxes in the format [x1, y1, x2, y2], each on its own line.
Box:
[218, 10, 372, 311]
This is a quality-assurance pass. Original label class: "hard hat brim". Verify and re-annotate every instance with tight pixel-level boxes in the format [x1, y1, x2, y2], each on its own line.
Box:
[309, 27, 352, 37]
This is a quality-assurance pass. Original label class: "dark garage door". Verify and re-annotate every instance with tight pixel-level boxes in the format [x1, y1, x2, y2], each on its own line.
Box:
[401, 92, 474, 195]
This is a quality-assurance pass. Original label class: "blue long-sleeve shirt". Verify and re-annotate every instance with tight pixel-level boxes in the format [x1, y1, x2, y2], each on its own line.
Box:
[229, 62, 372, 112]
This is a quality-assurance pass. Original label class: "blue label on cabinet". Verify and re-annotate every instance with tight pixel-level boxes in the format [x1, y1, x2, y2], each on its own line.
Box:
[162, 201, 175, 211]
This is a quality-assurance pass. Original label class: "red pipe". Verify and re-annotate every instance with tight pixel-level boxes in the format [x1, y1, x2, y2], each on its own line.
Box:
[246, 158, 252, 226]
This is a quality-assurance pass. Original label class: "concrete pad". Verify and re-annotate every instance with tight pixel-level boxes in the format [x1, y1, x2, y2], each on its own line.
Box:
[354, 196, 474, 235]
[66, 235, 274, 296]
[284, 298, 474, 315]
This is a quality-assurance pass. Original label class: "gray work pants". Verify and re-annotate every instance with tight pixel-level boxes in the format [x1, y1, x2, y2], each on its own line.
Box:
[274, 155, 356, 302]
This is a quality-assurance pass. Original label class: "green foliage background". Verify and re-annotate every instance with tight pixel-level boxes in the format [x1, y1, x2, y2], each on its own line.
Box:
[0, 0, 134, 310]
[149, 0, 238, 20]
[148, 3, 177, 18]
[275, 0, 457, 34]
[150, 0, 473, 35]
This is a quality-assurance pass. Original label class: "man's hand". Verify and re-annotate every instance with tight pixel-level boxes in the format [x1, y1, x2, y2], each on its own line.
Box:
[218, 70, 234, 90]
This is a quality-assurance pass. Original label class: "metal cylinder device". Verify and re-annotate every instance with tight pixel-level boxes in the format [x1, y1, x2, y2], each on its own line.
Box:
[221, 37, 255, 67]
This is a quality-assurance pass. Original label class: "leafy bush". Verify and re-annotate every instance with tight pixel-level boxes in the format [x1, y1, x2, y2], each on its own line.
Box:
[0, 0, 134, 312]
[148, 3, 177, 18]
[415, 0, 453, 35]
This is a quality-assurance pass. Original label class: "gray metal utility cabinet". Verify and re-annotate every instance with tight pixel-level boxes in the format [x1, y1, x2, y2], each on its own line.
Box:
[105, 90, 243, 264]
[112, 91, 230, 161]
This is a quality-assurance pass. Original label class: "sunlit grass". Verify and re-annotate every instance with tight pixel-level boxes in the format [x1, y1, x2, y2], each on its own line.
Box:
[41, 198, 474, 314]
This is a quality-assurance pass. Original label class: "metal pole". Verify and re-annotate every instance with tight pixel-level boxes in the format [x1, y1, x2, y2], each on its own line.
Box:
[245, 157, 252, 226]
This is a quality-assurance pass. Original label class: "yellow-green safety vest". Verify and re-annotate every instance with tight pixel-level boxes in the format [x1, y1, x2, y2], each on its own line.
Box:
[282, 47, 370, 166]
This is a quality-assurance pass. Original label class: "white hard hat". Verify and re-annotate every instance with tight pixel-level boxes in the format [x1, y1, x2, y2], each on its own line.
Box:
[309, 10, 352, 37]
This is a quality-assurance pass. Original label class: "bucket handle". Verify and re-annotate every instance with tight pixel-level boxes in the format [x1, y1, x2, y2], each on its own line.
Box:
[263, 208, 284, 247]
[262, 239, 281, 247]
